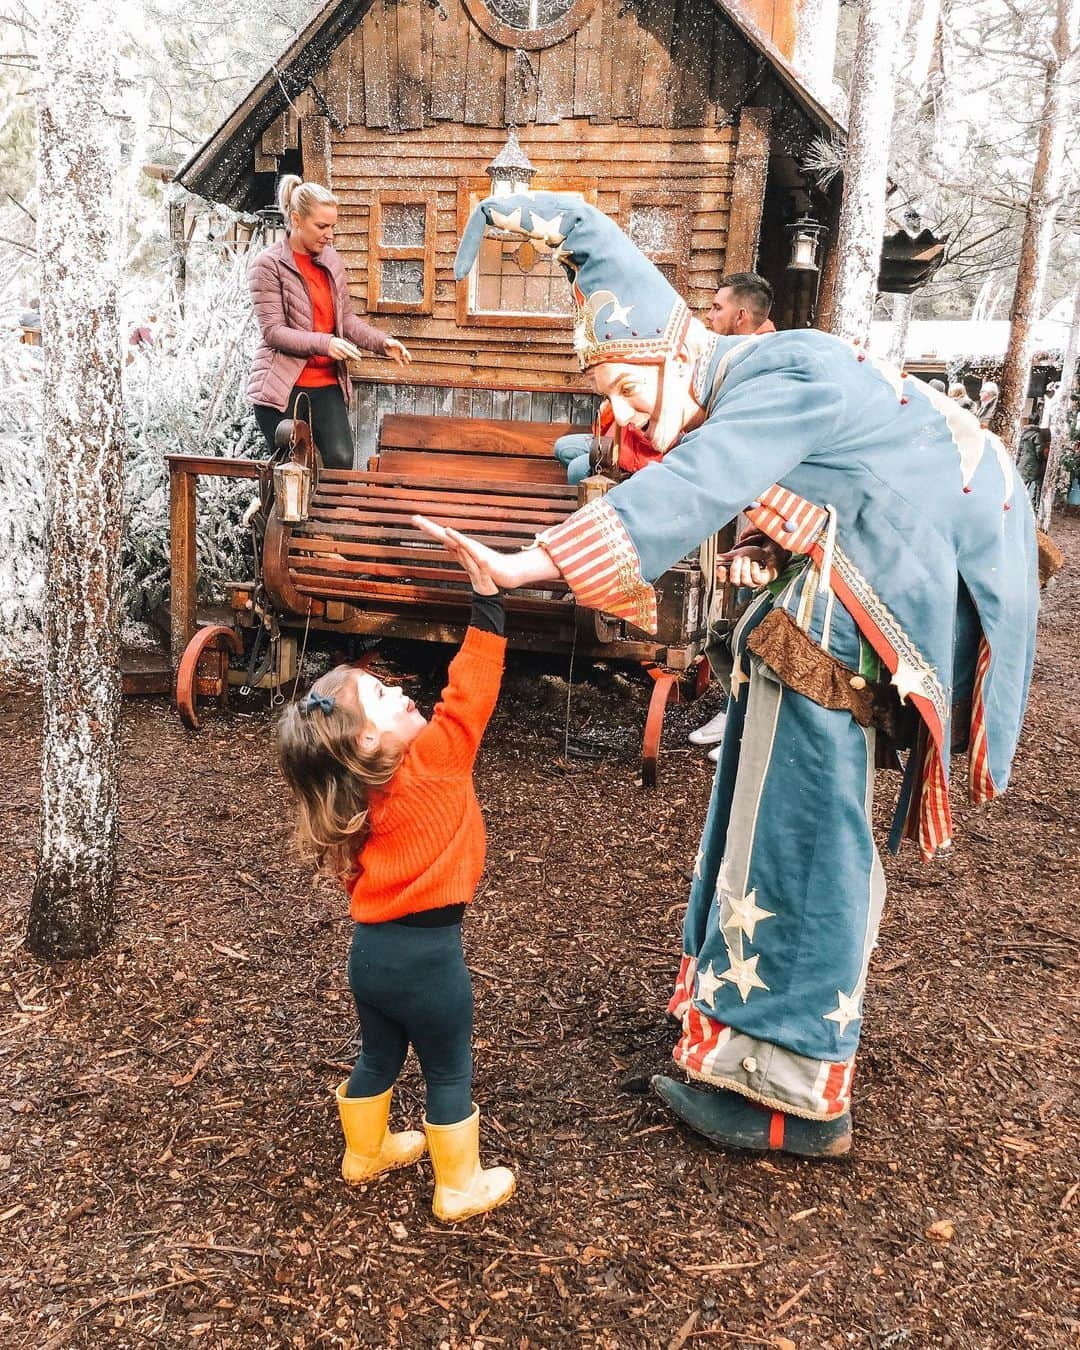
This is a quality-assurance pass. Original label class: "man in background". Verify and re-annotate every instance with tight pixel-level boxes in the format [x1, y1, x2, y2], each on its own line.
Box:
[706, 273, 776, 341]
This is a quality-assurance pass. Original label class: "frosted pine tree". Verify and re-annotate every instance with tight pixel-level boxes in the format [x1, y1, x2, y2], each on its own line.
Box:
[992, 0, 1080, 452]
[824, 0, 910, 343]
[1041, 279, 1080, 531]
[121, 238, 263, 619]
[0, 278, 45, 666]
[27, 0, 126, 959]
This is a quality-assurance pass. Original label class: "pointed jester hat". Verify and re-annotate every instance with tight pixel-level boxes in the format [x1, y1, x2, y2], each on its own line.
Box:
[455, 191, 693, 371]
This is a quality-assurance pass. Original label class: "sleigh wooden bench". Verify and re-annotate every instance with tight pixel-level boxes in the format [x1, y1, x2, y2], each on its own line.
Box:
[260, 413, 583, 644]
[168, 411, 711, 781]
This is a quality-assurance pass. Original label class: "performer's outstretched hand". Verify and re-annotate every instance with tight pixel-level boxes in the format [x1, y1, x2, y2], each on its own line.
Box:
[412, 515, 560, 591]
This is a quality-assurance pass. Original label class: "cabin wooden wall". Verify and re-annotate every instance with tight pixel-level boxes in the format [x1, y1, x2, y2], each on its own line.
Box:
[249, 0, 781, 398]
[292, 0, 757, 137]
[327, 119, 737, 393]
[245, 0, 817, 458]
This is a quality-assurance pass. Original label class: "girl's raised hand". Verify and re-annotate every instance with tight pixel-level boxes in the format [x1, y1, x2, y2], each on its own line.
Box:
[412, 516, 562, 591]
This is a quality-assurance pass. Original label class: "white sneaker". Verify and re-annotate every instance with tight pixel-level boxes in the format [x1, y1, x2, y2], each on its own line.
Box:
[688, 710, 727, 747]
[708, 744, 721, 763]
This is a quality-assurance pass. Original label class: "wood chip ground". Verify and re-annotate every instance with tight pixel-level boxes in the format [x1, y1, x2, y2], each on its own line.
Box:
[1, 519, 1077, 1348]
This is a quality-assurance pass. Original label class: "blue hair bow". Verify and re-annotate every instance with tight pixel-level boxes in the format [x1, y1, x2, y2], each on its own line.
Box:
[302, 690, 335, 716]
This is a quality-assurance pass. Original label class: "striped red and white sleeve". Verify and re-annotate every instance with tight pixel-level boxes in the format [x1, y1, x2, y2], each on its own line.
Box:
[536, 498, 658, 635]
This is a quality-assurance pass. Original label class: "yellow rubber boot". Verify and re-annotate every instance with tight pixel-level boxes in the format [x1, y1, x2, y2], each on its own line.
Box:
[335, 1082, 426, 1184]
[423, 1105, 516, 1223]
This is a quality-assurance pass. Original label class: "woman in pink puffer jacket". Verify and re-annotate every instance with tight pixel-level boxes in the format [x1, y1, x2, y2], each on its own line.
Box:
[248, 176, 412, 468]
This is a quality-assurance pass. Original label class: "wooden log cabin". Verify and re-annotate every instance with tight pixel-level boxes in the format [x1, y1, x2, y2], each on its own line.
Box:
[176, 0, 845, 462]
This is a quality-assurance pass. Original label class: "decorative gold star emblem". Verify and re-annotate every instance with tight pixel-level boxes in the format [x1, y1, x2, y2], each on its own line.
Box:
[527, 211, 564, 245]
[891, 657, 930, 704]
[722, 889, 775, 942]
[489, 207, 524, 234]
[695, 962, 723, 1009]
[719, 953, 768, 1002]
[607, 300, 634, 328]
[824, 989, 861, 1035]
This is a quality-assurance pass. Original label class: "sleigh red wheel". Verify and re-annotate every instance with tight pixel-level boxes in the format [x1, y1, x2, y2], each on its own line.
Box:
[176, 625, 243, 730]
[641, 665, 681, 788]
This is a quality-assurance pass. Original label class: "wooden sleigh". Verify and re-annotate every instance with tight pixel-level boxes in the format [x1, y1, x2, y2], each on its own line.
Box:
[168, 411, 712, 782]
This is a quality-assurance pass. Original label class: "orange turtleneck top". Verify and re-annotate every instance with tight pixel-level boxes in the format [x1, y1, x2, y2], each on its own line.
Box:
[349, 626, 506, 924]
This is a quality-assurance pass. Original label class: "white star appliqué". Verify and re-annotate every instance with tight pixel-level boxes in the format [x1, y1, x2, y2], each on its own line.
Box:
[692, 847, 704, 879]
[722, 889, 775, 942]
[891, 657, 931, 704]
[606, 300, 634, 328]
[695, 962, 723, 1009]
[489, 206, 524, 234]
[527, 211, 564, 245]
[824, 989, 862, 1035]
[719, 953, 768, 1003]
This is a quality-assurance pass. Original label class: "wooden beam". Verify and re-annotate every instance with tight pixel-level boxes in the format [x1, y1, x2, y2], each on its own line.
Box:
[724, 106, 771, 273]
[301, 114, 333, 187]
[168, 461, 198, 673]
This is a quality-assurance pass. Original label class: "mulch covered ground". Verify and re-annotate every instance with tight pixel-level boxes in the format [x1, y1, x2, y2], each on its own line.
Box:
[1, 519, 1077, 1349]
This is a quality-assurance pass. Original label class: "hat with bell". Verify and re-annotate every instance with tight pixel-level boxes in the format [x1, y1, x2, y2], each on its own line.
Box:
[455, 191, 692, 371]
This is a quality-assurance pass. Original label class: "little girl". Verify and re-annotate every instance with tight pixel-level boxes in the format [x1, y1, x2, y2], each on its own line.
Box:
[278, 523, 515, 1223]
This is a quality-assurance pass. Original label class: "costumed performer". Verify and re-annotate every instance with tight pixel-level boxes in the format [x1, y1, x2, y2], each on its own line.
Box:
[278, 558, 516, 1222]
[415, 191, 1042, 1159]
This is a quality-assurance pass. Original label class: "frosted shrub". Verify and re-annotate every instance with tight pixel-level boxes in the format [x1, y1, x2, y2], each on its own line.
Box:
[0, 247, 266, 670]
[0, 277, 46, 667]
[122, 247, 263, 617]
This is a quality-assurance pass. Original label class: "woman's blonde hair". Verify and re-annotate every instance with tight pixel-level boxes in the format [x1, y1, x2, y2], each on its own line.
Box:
[277, 174, 338, 226]
[278, 664, 402, 883]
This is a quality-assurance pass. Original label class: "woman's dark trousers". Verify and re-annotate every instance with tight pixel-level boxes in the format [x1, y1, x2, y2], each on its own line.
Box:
[253, 383, 355, 469]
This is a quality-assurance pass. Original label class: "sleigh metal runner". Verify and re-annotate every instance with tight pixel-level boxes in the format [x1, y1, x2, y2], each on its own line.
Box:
[167, 408, 716, 784]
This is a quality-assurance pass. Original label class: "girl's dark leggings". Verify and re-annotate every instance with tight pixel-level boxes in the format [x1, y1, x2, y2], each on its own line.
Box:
[345, 918, 473, 1125]
[253, 383, 355, 469]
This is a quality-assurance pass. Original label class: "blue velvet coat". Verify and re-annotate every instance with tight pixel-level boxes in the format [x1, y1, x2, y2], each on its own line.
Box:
[602, 329, 1039, 843]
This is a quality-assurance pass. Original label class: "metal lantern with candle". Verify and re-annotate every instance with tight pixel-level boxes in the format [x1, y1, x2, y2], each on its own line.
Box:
[273, 459, 313, 523]
[786, 214, 826, 272]
[255, 205, 288, 245]
[485, 126, 537, 199]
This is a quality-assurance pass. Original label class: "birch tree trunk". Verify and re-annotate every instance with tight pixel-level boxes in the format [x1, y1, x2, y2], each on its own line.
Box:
[826, 0, 909, 343]
[27, 1, 125, 959]
[886, 293, 913, 369]
[991, 0, 1080, 453]
[1039, 279, 1080, 531]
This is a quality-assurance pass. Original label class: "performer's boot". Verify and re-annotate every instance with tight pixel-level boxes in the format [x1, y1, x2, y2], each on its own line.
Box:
[335, 1082, 426, 1183]
[423, 1106, 516, 1222]
[652, 1076, 852, 1158]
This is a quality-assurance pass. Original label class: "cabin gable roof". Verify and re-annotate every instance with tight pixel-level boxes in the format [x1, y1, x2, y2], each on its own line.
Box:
[176, 0, 842, 212]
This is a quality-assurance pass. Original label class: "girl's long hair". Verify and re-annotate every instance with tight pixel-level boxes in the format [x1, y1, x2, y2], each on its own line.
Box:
[277, 665, 403, 883]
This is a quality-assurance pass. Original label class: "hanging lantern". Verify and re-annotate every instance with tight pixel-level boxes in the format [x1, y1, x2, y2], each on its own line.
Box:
[255, 205, 288, 245]
[273, 460, 312, 523]
[485, 126, 537, 199]
[786, 214, 826, 272]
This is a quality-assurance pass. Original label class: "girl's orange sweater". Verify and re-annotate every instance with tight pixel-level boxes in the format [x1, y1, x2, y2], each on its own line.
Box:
[349, 626, 505, 924]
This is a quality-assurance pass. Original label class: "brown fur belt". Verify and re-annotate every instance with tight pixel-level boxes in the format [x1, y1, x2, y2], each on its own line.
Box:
[746, 608, 901, 735]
